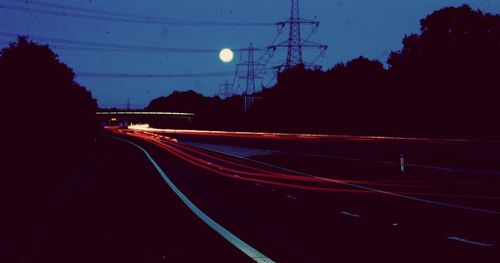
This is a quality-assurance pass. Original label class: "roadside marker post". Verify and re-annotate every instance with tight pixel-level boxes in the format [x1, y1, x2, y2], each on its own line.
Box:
[400, 153, 405, 174]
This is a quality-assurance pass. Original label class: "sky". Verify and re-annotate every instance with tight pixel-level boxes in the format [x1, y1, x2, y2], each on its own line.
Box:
[1, 0, 499, 108]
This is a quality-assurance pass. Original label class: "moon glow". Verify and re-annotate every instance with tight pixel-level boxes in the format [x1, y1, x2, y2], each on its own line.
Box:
[219, 48, 234, 63]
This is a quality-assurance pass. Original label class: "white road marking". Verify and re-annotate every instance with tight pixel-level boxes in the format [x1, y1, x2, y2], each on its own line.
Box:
[109, 135, 275, 263]
[340, 211, 360, 218]
[447, 236, 494, 247]
[193, 145, 500, 215]
[318, 176, 500, 215]
[304, 153, 500, 175]
[286, 194, 298, 200]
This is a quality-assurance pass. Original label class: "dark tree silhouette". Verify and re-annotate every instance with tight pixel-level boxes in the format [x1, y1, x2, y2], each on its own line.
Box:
[146, 5, 499, 139]
[146, 90, 246, 130]
[1, 36, 98, 204]
[248, 58, 388, 134]
[147, 90, 213, 113]
[388, 4, 500, 138]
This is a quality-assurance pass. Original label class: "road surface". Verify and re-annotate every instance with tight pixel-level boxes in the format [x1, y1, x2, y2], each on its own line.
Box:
[99, 127, 500, 262]
[5, 131, 254, 263]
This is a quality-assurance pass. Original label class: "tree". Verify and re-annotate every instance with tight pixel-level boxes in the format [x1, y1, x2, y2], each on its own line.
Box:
[144, 5, 500, 139]
[1, 36, 98, 201]
[387, 4, 500, 138]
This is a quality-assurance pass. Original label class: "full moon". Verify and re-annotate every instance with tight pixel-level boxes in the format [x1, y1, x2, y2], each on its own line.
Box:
[219, 48, 234, 63]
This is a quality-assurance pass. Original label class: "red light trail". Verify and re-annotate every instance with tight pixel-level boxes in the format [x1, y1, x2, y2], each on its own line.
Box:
[106, 127, 500, 215]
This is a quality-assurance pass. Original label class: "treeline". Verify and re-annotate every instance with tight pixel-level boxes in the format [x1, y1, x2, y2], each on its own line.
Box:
[147, 5, 500, 139]
[1, 37, 98, 205]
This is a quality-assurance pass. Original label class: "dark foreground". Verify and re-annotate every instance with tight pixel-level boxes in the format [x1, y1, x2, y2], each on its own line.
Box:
[3, 134, 253, 262]
[4, 128, 500, 262]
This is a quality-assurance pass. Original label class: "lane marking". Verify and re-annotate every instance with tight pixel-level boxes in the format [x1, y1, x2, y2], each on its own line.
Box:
[303, 153, 500, 175]
[188, 141, 500, 176]
[189, 144, 500, 215]
[159, 131, 500, 177]
[286, 194, 298, 200]
[447, 236, 494, 247]
[109, 135, 275, 263]
[340, 211, 360, 218]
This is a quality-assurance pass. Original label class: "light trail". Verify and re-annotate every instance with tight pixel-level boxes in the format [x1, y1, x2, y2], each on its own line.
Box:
[107, 127, 500, 215]
[139, 130, 404, 188]
[157, 136, 466, 192]
[115, 128, 372, 193]
[126, 126, 500, 144]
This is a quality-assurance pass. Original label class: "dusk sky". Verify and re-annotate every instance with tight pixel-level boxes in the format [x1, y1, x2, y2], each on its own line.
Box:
[1, 0, 499, 108]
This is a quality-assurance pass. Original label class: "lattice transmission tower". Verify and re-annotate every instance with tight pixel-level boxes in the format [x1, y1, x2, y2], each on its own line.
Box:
[236, 43, 266, 112]
[237, 43, 265, 95]
[272, 0, 327, 70]
[218, 80, 232, 99]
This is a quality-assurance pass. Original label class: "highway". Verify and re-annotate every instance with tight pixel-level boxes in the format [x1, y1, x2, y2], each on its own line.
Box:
[100, 126, 500, 262]
[5, 130, 256, 262]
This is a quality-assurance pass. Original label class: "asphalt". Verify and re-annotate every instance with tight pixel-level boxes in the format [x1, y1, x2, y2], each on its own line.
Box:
[4, 135, 253, 263]
[5, 130, 499, 262]
[166, 132, 500, 171]
[113, 129, 500, 262]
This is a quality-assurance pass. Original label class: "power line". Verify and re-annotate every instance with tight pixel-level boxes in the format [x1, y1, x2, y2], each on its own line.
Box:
[0, 32, 272, 54]
[11, 0, 177, 20]
[1, 2, 276, 27]
[75, 71, 236, 78]
[0, 31, 217, 53]
[11, 0, 271, 26]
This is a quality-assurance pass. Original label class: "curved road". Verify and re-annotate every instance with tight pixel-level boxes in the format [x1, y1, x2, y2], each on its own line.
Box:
[102, 127, 500, 262]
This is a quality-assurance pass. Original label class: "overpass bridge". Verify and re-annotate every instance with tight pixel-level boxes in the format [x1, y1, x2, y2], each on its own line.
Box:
[97, 111, 195, 126]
